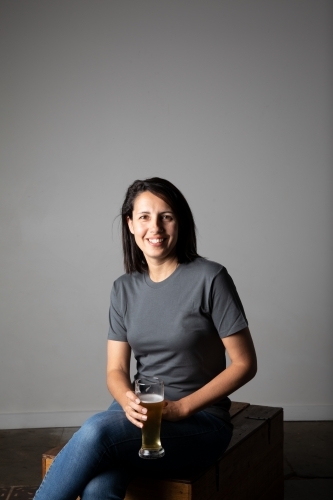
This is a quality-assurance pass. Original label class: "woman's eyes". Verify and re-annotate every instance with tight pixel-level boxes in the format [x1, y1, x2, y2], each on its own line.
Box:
[138, 214, 173, 221]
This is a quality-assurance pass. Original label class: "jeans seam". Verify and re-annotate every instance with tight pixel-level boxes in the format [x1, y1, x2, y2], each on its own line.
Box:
[34, 443, 68, 498]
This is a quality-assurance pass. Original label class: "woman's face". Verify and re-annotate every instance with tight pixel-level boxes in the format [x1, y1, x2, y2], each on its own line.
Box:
[127, 191, 178, 265]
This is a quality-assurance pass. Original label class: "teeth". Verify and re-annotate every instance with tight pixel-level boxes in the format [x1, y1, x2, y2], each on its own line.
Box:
[149, 238, 164, 243]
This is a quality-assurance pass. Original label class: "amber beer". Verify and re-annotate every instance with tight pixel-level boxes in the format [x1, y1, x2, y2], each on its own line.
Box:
[140, 394, 164, 450]
[135, 377, 165, 459]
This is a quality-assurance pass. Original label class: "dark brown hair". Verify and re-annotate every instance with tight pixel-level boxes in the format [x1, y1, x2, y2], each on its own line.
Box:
[121, 177, 200, 273]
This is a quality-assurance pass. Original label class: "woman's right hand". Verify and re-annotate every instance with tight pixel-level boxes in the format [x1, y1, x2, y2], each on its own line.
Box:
[123, 390, 148, 428]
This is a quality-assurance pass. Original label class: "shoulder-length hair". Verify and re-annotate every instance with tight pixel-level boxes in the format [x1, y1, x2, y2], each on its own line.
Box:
[121, 177, 200, 273]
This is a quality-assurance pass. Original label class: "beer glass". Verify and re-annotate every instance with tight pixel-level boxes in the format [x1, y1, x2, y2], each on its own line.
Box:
[134, 377, 165, 459]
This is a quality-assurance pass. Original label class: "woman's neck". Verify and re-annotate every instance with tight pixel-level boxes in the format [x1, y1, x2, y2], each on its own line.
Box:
[147, 256, 179, 283]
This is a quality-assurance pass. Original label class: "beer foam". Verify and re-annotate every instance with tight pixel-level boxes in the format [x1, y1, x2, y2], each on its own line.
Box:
[139, 394, 163, 403]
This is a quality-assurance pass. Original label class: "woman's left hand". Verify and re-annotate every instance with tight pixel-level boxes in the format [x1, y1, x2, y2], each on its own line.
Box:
[162, 399, 187, 421]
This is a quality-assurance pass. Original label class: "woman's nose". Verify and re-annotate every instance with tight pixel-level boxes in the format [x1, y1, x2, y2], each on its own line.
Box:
[149, 217, 163, 233]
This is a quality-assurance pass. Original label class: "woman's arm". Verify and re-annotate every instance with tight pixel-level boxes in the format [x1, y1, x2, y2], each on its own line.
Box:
[107, 339, 148, 428]
[162, 327, 257, 421]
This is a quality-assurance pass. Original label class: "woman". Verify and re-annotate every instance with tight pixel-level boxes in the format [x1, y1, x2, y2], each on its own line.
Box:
[34, 177, 257, 500]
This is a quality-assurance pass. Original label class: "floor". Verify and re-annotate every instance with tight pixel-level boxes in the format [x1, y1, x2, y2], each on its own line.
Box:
[0, 422, 332, 499]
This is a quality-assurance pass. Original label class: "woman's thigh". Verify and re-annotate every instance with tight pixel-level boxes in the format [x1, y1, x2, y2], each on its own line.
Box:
[80, 402, 232, 499]
[36, 402, 231, 499]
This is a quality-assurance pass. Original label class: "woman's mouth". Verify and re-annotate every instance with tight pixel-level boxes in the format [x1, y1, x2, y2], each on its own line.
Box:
[148, 238, 165, 244]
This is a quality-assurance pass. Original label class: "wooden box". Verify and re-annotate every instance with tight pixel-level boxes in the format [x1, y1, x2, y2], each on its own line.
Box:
[42, 402, 283, 500]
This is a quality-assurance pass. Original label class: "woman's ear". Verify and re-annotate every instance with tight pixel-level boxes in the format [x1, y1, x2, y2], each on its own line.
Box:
[127, 216, 134, 234]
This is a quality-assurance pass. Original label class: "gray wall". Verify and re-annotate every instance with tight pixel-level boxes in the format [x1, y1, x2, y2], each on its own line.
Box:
[0, 0, 332, 428]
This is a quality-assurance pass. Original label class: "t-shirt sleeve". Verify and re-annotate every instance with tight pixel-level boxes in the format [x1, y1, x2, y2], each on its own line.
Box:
[210, 268, 248, 338]
[107, 284, 128, 341]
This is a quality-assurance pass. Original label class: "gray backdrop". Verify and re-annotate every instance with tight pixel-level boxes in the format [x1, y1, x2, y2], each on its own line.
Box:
[0, 0, 332, 428]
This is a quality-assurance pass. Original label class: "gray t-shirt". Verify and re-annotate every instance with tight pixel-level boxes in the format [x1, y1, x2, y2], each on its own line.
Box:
[108, 258, 248, 422]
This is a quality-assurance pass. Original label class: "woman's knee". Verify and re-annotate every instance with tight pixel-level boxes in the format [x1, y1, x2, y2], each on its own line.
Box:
[75, 409, 138, 450]
[74, 412, 113, 447]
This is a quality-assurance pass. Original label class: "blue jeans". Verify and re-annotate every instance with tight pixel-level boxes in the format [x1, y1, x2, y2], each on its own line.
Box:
[34, 401, 232, 500]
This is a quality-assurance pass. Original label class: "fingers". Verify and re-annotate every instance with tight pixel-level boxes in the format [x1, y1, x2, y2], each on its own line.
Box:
[124, 391, 147, 428]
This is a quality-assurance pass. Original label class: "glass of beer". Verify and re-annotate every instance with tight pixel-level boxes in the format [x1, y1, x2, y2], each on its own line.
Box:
[134, 377, 165, 459]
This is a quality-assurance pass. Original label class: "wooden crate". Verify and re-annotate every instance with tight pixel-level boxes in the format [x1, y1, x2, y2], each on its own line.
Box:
[42, 402, 283, 500]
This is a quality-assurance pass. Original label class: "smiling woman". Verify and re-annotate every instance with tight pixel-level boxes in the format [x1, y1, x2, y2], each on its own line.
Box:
[127, 191, 179, 281]
[33, 177, 257, 500]
[120, 178, 199, 275]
